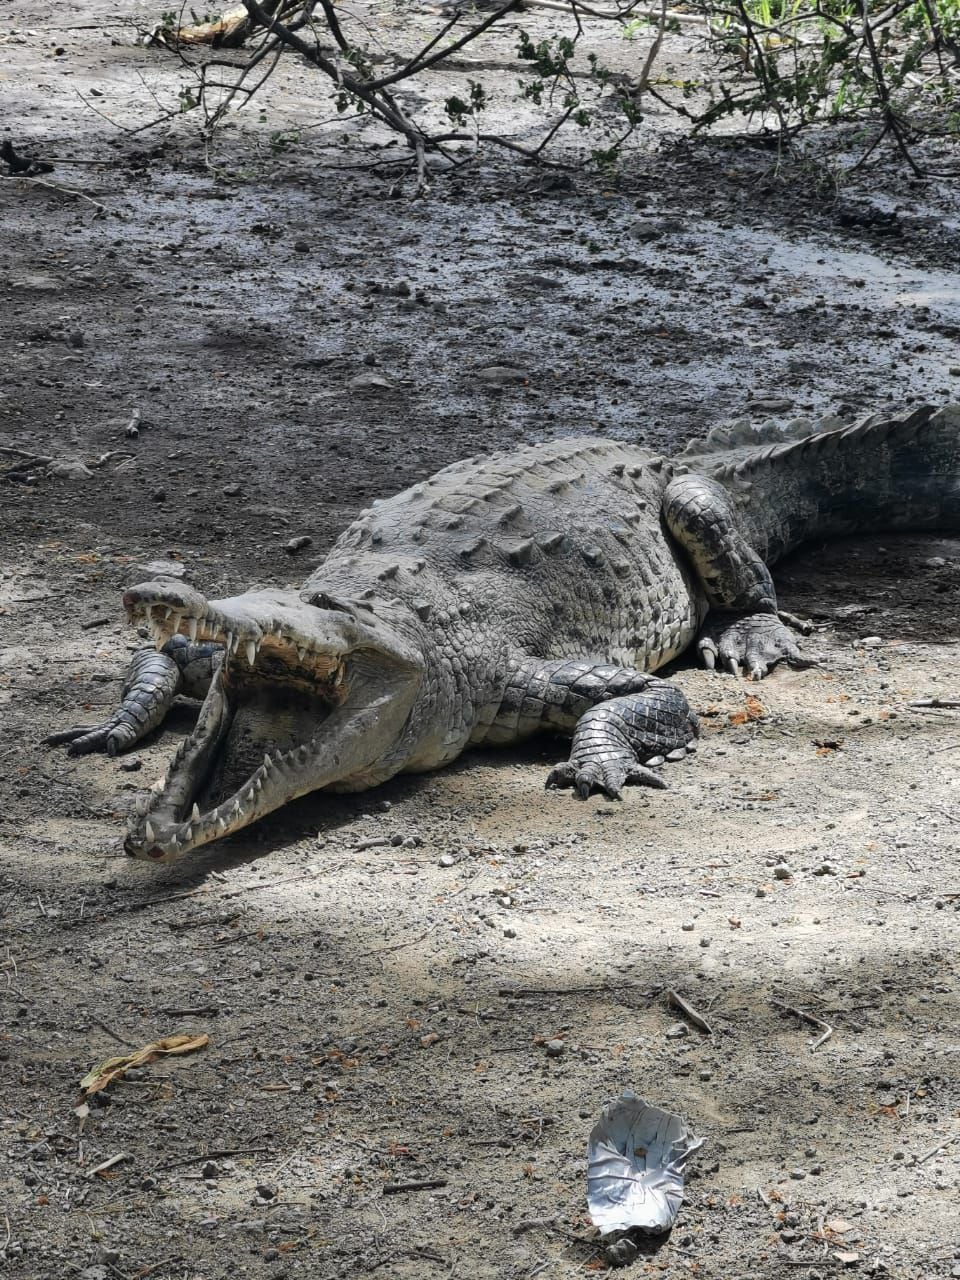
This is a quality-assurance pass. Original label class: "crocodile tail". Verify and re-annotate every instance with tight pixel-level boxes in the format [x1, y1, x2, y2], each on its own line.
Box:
[688, 403, 960, 565]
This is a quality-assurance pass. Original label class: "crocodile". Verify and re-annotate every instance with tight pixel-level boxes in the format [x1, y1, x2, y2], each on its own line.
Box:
[47, 402, 960, 862]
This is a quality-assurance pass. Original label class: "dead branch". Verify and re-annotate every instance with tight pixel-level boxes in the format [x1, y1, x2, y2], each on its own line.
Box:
[667, 988, 714, 1034]
[770, 997, 834, 1051]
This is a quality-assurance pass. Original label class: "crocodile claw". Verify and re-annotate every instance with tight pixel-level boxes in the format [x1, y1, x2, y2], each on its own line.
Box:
[545, 759, 667, 800]
[698, 612, 819, 680]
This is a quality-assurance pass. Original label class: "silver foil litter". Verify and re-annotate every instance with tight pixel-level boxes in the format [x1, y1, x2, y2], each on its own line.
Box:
[587, 1090, 703, 1253]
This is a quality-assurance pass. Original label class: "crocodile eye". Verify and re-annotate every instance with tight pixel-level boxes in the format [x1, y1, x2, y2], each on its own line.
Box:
[308, 590, 354, 615]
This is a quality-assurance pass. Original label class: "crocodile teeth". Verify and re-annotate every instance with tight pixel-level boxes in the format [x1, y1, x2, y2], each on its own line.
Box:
[192, 803, 201, 822]
[297, 645, 307, 663]
[217, 817, 227, 832]
[246, 640, 257, 667]
[145, 820, 156, 842]
[188, 617, 198, 642]
[263, 752, 273, 770]
[183, 826, 193, 843]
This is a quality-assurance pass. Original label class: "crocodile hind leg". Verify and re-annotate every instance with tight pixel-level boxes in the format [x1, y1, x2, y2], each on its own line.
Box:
[46, 636, 222, 757]
[663, 473, 815, 679]
[474, 658, 698, 800]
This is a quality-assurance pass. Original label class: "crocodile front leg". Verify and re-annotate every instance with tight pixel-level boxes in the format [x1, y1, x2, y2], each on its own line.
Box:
[664, 474, 812, 678]
[46, 636, 222, 757]
[473, 659, 698, 800]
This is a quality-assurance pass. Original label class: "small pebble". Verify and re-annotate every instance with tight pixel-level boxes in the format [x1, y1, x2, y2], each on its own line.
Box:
[150, 487, 166, 502]
[119, 757, 142, 772]
[773, 863, 792, 880]
[439, 853, 456, 868]
[285, 535, 313, 554]
[256, 1183, 277, 1200]
[222, 482, 242, 497]
[755, 886, 767, 898]
[813, 862, 837, 876]
[544, 1038, 566, 1057]
[789, 1167, 807, 1180]
[665, 1022, 688, 1040]
[699, 937, 711, 948]
[859, 636, 882, 648]
[681, 921, 695, 932]
[202, 1161, 219, 1179]
[503, 927, 517, 939]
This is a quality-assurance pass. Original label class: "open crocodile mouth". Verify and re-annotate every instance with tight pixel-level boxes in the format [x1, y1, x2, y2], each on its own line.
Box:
[123, 584, 351, 861]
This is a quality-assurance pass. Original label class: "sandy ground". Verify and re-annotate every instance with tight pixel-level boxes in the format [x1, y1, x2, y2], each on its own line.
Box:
[2, 3, 960, 1278]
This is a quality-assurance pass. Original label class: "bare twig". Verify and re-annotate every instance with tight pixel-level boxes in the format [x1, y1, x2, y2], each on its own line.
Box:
[90, 1017, 138, 1048]
[667, 988, 714, 1034]
[88, 1152, 133, 1179]
[8, 174, 107, 212]
[383, 1177, 448, 1194]
[770, 997, 833, 1051]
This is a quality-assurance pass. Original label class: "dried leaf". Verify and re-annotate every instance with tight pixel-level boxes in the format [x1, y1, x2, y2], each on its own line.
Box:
[825, 1218, 852, 1234]
[833, 1250, 860, 1265]
[80, 1033, 209, 1095]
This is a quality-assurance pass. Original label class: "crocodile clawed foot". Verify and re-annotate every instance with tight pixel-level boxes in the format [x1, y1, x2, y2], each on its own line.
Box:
[45, 721, 127, 757]
[698, 612, 820, 680]
[545, 757, 668, 800]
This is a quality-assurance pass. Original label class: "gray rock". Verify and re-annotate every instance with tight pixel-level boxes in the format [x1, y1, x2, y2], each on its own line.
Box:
[545, 1038, 566, 1057]
[48, 457, 93, 481]
[773, 863, 793, 880]
[476, 365, 528, 387]
[348, 372, 395, 391]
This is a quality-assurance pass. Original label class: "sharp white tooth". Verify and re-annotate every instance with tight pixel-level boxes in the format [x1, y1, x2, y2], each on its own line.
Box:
[183, 826, 193, 842]
[164, 608, 172, 621]
[253, 778, 262, 794]
[217, 817, 227, 832]
[297, 645, 307, 663]
[225, 630, 235, 655]
[263, 752, 273, 770]
[170, 612, 181, 633]
[188, 617, 198, 641]
[246, 639, 257, 667]
[192, 803, 201, 822]
[145, 820, 156, 842]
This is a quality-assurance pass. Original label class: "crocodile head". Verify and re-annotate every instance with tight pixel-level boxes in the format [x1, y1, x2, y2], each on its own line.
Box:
[121, 580, 423, 862]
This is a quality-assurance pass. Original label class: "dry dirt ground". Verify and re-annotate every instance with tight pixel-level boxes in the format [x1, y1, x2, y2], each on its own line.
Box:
[2, 3, 960, 1279]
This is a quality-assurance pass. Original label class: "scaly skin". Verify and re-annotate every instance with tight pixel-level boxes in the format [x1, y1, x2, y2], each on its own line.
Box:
[47, 403, 960, 861]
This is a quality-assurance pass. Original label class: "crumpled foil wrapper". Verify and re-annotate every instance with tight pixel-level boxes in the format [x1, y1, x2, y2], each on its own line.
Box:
[587, 1091, 704, 1236]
